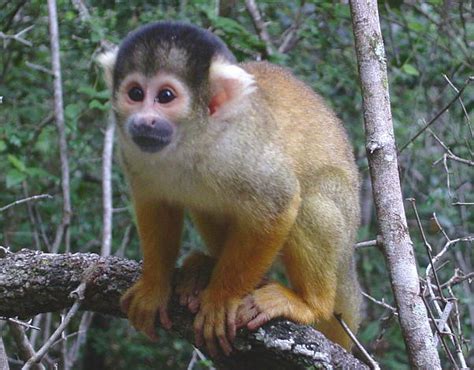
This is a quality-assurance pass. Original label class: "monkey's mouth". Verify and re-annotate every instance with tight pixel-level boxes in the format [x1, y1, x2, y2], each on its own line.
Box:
[128, 120, 174, 153]
[132, 134, 172, 153]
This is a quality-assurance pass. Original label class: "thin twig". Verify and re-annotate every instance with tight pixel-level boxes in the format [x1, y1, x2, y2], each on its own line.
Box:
[115, 223, 132, 257]
[398, 77, 473, 153]
[431, 131, 474, 168]
[193, 347, 214, 369]
[101, 115, 115, 257]
[442, 272, 474, 289]
[436, 301, 454, 336]
[354, 236, 383, 250]
[25, 62, 54, 76]
[361, 292, 398, 315]
[420, 290, 459, 368]
[0, 194, 53, 213]
[334, 314, 380, 370]
[408, 199, 445, 301]
[66, 312, 94, 367]
[187, 349, 198, 370]
[21, 283, 86, 370]
[4, 318, 40, 331]
[245, 0, 274, 58]
[443, 74, 472, 137]
[48, 0, 72, 253]
[355, 240, 378, 249]
[427, 236, 474, 277]
[8, 322, 46, 370]
[0, 25, 34, 47]
[446, 286, 469, 368]
[278, 0, 306, 54]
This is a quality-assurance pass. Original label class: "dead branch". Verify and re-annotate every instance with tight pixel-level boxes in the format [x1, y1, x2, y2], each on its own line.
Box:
[0, 249, 368, 370]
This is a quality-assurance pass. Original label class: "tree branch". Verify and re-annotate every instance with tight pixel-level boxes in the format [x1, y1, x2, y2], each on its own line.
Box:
[0, 249, 368, 370]
[349, 1, 441, 368]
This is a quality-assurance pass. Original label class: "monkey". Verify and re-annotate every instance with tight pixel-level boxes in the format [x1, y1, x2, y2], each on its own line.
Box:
[99, 21, 361, 356]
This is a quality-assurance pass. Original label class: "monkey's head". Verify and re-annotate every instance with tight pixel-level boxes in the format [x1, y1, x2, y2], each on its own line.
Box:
[98, 22, 256, 153]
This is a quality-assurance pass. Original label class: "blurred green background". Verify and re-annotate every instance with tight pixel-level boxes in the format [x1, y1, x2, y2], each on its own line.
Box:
[0, 0, 472, 368]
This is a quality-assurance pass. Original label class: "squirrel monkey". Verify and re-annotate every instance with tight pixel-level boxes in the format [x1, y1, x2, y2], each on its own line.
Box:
[99, 22, 361, 356]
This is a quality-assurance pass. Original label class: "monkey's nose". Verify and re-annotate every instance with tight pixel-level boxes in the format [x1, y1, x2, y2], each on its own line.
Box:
[129, 117, 174, 153]
[137, 117, 157, 127]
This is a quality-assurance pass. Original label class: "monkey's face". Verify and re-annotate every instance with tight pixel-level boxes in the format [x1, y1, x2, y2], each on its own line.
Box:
[101, 22, 256, 156]
[115, 72, 192, 153]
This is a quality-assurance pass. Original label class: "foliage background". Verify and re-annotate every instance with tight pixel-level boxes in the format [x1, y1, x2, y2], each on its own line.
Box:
[0, 0, 472, 369]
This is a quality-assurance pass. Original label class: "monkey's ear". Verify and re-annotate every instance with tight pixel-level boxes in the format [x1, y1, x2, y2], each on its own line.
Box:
[208, 59, 256, 118]
[97, 46, 118, 91]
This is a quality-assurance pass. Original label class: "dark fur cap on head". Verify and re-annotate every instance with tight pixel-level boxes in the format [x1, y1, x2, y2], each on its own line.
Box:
[113, 22, 236, 92]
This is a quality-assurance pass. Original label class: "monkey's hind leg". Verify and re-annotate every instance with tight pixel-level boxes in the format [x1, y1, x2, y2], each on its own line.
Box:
[176, 252, 216, 313]
[236, 193, 360, 351]
[175, 211, 229, 312]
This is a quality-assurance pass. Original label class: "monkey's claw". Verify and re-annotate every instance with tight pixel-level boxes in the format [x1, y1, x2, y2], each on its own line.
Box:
[121, 278, 172, 341]
[193, 291, 240, 357]
[236, 283, 315, 331]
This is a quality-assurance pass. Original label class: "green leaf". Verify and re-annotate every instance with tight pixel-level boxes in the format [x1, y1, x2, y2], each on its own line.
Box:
[26, 167, 50, 179]
[65, 103, 81, 120]
[0, 140, 6, 152]
[89, 99, 108, 111]
[78, 86, 98, 97]
[402, 63, 419, 76]
[408, 21, 424, 32]
[6, 169, 26, 188]
[35, 127, 53, 153]
[8, 154, 26, 172]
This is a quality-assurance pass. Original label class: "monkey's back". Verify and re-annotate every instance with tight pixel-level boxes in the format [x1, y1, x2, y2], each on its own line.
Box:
[242, 61, 359, 195]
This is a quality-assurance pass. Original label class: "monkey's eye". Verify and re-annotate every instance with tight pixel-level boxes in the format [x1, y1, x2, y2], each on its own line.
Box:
[155, 89, 176, 104]
[128, 87, 144, 102]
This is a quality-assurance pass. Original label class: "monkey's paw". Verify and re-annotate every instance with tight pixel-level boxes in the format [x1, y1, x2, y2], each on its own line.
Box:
[193, 290, 240, 357]
[176, 252, 215, 314]
[121, 278, 172, 341]
[236, 283, 314, 331]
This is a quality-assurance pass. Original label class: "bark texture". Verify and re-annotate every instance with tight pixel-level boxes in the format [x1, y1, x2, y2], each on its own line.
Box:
[0, 249, 367, 370]
[349, 1, 441, 369]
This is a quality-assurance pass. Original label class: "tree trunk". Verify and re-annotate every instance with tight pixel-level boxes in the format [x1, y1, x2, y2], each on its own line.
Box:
[349, 1, 441, 368]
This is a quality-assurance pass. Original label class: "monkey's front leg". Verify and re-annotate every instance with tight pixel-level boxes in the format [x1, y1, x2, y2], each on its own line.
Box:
[194, 195, 300, 357]
[121, 199, 183, 340]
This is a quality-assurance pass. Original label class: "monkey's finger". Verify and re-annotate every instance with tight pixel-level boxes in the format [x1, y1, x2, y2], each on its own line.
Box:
[236, 307, 257, 328]
[215, 310, 232, 356]
[193, 313, 205, 348]
[142, 312, 159, 342]
[247, 312, 271, 330]
[217, 334, 233, 357]
[204, 319, 219, 358]
[127, 297, 141, 326]
[235, 297, 258, 328]
[226, 303, 238, 342]
[159, 306, 172, 330]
